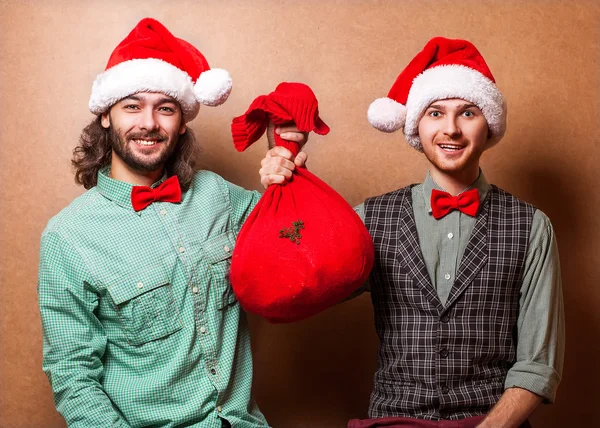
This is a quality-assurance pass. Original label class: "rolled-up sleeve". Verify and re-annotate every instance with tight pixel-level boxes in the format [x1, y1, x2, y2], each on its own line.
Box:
[504, 210, 565, 403]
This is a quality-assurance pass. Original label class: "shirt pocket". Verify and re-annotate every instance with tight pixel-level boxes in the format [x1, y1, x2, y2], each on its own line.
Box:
[106, 258, 184, 346]
[204, 231, 237, 310]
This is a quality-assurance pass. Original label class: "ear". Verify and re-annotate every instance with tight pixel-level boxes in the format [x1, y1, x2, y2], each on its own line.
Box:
[101, 112, 110, 129]
[179, 122, 187, 135]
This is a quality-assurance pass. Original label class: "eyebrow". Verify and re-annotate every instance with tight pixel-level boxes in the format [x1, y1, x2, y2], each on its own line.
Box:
[157, 97, 178, 105]
[428, 103, 478, 110]
[121, 95, 178, 105]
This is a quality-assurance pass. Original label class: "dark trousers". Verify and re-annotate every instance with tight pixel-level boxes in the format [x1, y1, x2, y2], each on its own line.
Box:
[348, 415, 532, 428]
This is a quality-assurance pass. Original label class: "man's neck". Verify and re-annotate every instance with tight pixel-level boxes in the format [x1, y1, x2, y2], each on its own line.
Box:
[109, 154, 164, 187]
[429, 166, 480, 196]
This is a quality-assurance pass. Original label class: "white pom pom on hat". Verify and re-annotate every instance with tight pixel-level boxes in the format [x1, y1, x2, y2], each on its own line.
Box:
[367, 37, 507, 151]
[367, 97, 407, 133]
[89, 18, 232, 122]
[194, 68, 232, 107]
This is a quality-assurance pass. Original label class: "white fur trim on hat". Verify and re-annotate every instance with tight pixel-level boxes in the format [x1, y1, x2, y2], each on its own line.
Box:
[194, 68, 232, 107]
[89, 58, 200, 121]
[403, 64, 506, 151]
[367, 97, 407, 133]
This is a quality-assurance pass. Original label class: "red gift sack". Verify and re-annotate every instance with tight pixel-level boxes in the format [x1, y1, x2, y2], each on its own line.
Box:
[229, 82, 374, 323]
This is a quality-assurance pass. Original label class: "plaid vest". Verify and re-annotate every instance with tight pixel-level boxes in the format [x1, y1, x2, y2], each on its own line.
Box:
[364, 185, 535, 420]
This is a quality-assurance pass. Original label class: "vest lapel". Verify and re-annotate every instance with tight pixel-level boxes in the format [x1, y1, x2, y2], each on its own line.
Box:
[396, 192, 444, 311]
[443, 195, 490, 310]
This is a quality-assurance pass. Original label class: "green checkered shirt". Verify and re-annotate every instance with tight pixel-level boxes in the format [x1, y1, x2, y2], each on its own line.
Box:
[38, 168, 267, 428]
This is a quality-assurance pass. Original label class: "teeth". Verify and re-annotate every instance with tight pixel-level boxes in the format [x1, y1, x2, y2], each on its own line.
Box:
[440, 145, 462, 151]
[133, 139, 158, 146]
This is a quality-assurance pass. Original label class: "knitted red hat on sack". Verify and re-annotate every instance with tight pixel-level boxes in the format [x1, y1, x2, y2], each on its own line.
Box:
[89, 18, 232, 122]
[367, 37, 506, 151]
[231, 82, 330, 151]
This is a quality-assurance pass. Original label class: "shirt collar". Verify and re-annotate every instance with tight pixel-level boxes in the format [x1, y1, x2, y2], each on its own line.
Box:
[96, 167, 168, 214]
[422, 169, 491, 213]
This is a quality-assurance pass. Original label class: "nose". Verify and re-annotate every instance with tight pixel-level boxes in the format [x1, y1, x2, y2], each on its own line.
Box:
[442, 115, 461, 139]
[138, 108, 159, 132]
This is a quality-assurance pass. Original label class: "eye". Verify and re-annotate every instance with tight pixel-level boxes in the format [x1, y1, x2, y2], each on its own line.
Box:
[428, 110, 442, 118]
[124, 104, 140, 110]
[159, 106, 175, 113]
[462, 110, 476, 117]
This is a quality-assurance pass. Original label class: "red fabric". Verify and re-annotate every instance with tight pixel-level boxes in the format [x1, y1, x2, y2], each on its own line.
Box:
[348, 416, 531, 428]
[130, 176, 182, 212]
[105, 18, 210, 82]
[231, 82, 329, 152]
[387, 37, 496, 106]
[430, 188, 480, 220]
[229, 83, 374, 323]
[347, 415, 485, 428]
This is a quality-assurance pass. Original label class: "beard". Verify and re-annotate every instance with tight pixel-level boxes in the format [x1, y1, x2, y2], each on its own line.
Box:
[423, 136, 483, 175]
[108, 126, 179, 173]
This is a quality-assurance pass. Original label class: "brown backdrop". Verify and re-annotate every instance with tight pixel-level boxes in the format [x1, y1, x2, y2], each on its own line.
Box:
[1, 1, 598, 427]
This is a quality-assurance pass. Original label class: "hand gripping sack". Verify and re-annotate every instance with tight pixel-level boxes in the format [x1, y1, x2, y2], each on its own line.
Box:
[229, 82, 374, 323]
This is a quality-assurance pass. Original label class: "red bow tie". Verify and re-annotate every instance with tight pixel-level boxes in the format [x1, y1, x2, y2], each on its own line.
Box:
[131, 176, 182, 212]
[430, 188, 480, 220]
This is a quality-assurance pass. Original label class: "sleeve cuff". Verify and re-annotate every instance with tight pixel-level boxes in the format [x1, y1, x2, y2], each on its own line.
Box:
[504, 360, 561, 403]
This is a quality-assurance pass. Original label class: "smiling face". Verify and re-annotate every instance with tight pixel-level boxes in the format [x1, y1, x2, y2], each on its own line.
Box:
[101, 92, 187, 180]
[418, 98, 490, 187]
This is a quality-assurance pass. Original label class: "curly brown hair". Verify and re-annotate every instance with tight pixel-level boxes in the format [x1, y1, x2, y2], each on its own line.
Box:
[72, 116, 200, 191]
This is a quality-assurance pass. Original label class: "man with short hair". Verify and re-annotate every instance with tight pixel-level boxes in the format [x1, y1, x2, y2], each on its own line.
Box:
[263, 37, 564, 428]
[38, 18, 305, 428]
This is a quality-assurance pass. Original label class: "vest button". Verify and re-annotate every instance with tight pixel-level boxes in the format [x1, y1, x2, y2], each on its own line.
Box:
[440, 349, 449, 358]
[441, 385, 450, 394]
[440, 314, 450, 323]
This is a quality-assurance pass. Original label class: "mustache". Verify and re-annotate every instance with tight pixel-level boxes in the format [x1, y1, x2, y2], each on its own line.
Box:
[126, 131, 168, 142]
[434, 136, 468, 145]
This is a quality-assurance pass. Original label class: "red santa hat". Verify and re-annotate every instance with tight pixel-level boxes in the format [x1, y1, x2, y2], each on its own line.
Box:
[367, 37, 506, 151]
[89, 18, 232, 122]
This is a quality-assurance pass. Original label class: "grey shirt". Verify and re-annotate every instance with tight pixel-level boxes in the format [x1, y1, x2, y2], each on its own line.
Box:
[354, 171, 564, 403]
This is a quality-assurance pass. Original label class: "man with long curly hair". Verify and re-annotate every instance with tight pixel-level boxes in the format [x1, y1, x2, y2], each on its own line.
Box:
[37, 18, 306, 428]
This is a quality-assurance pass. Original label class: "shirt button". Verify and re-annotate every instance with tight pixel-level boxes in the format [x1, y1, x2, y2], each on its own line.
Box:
[447, 232, 453, 239]
[137, 282, 144, 289]
[200, 326, 207, 334]
[440, 349, 449, 358]
[160, 209, 167, 216]
[440, 314, 450, 323]
[192, 286, 199, 293]
[179, 246, 185, 253]
[444, 273, 451, 280]
[210, 368, 217, 375]
[223, 245, 230, 253]
[217, 406, 223, 413]
[441, 385, 450, 394]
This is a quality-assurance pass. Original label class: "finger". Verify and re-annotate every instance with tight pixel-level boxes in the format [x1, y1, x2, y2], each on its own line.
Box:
[279, 131, 307, 143]
[262, 164, 294, 178]
[263, 156, 296, 171]
[294, 152, 308, 167]
[261, 173, 287, 188]
[266, 146, 293, 159]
